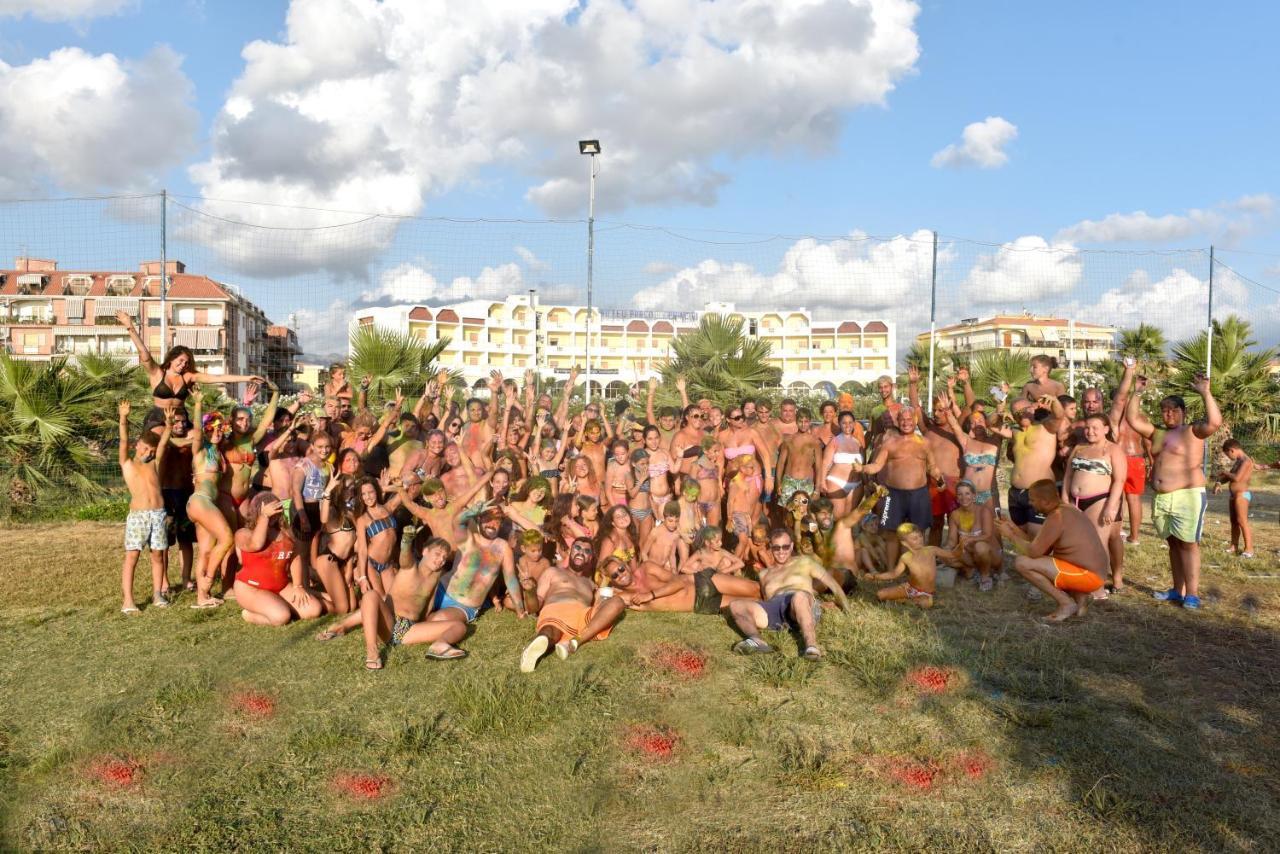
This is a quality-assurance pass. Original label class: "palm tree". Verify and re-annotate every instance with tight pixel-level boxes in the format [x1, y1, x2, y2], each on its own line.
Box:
[0, 354, 109, 506]
[347, 325, 455, 401]
[1116, 323, 1170, 377]
[968, 350, 1034, 399]
[1169, 315, 1278, 431]
[658, 314, 781, 406]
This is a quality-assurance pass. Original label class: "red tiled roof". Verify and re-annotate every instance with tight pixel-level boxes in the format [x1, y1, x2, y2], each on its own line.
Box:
[838, 321, 862, 333]
[436, 309, 459, 322]
[864, 321, 888, 333]
[652, 321, 673, 333]
[409, 307, 432, 321]
[626, 320, 649, 332]
[0, 268, 232, 300]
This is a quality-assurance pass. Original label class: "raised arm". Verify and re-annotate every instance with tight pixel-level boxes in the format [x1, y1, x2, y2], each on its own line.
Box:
[907, 365, 922, 416]
[189, 389, 204, 454]
[154, 410, 173, 466]
[1190, 374, 1222, 440]
[114, 310, 159, 378]
[117, 400, 131, 469]
[554, 366, 579, 430]
[251, 384, 282, 443]
[676, 375, 690, 409]
[646, 377, 659, 427]
[1124, 378, 1156, 439]
[447, 469, 497, 523]
[957, 366, 976, 413]
[485, 372, 504, 430]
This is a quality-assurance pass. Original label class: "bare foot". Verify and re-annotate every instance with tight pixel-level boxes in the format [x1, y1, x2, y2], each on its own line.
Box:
[1075, 593, 1090, 618]
[1044, 601, 1079, 623]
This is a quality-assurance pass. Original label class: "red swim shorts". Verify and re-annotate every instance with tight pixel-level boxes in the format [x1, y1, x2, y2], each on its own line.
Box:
[1123, 456, 1146, 496]
[930, 476, 959, 518]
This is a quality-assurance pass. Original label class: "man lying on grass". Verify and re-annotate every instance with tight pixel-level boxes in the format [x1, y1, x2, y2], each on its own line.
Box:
[604, 547, 761, 616]
[519, 538, 625, 672]
[995, 479, 1108, 623]
[729, 528, 849, 661]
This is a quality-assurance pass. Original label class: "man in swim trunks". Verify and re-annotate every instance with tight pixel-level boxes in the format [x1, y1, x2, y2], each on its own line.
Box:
[1110, 360, 1152, 544]
[995, 479, 1109, 623]
[519, 538, 626, 671]
[993, 396, 1063, 536]
[867, 375, 904, 451]
[776, 408, 820, 514]
[775, 398, 800, 437]
[908, 368, 965, 545]
[855, 407, 943, 572]
[358, 536, 456, 670]
[424, 505, 525, 658]
[728, 529, 849, 660]
[1124, 374, 1220, 609]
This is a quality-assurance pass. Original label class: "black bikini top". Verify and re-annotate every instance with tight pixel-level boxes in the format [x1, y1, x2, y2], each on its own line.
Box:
[153, 374, 191, 401]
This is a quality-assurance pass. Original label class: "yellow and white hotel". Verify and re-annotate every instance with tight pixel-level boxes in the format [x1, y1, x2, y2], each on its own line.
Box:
[353, 295, 896, 397]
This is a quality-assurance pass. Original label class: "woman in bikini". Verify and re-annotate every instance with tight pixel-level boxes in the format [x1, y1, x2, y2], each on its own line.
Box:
[626, 448, 654, 542]
[218, 385, 281, 526]
[115, 309, 265, 431]
[1062, 412, 1127, 591]
[719, 406, 773, 499]
[642, 425, 675, 522]
[354, 477, 400, 597]
[313, 474, 358, 614]
[187, 390, 235, 608]
[819, 411, 865, 518]
[233, 492, 323, 626]
[944, 480, 1002, 590]
[945, 406, 1003, 508]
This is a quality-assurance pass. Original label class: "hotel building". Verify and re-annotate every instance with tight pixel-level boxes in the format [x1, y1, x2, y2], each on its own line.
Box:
[919, 313, 1117, 367]
[0, 257, 298, 390]
[353, 295, 896, 397]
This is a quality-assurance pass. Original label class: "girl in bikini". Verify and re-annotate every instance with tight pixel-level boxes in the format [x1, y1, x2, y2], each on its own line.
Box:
[627, 448, 654, 542]
[313, 474, 358, 614]
[505, 476, 552, 537]
[945, 407, 1003, 507]
[187, 390, 234, 608]
[234, 492, 323, 626]
[642, 425, 675, 521]
[564, 454, 600, 501]
[691, 437, 724, 527]
[594, 505, 637, 574]
[604, 440, 634, 519]
[1062, 413, 1127, 591]
[944, 480, 1002, 590]
[354, 477, 400, 597]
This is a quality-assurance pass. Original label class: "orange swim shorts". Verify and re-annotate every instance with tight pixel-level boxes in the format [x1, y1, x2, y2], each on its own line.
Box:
[1052, 557, 1104, 593]
[535, 600, 613, 642]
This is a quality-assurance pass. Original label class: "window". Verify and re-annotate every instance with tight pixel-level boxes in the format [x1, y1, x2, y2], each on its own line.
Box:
[207, 308, 224, 326]
[147, 317, 161, 327]
[177, 308, 196, 325]
[749, 319, 758, 336]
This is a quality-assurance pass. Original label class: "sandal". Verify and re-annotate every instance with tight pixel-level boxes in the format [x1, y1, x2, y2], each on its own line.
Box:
[364, 657, 383, 671]
[189, 598, 223, 610]
[183, 582, 197, 593]
[121, 606, 140, 615]
[425, 646, 468, 661]
[315, 629, 342, 642]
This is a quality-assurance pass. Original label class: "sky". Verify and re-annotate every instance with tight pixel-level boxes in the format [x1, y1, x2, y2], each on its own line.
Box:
[0, 0, 1277, 358]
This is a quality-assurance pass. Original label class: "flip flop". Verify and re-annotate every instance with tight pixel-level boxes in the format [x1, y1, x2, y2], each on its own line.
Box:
[189, 599, 223, 610]
[121, 606, 140, 615]
[364, 658, 383, 671]
[425, 647, 468, 661]
[183, 582, 197, 593]
[315, 629, 342, 642]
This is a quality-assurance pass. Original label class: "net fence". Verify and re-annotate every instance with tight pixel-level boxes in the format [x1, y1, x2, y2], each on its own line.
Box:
[0, 193, 1277, 505]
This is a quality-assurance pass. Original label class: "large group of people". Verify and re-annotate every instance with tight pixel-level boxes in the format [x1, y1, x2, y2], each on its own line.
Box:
[114, 313, 1236, 668]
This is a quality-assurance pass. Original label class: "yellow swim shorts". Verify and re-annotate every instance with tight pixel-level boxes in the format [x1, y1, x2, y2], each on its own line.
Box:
[1152, 487, 1207, 544]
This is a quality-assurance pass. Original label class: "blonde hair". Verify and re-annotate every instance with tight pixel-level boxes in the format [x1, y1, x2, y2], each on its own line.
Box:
[896, 522, 921, 538]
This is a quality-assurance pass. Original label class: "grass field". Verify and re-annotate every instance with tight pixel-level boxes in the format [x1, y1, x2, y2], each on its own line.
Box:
[2, 489, 1279, 852]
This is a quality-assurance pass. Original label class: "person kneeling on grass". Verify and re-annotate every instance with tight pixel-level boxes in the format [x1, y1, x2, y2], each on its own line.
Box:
[867, 522, 958, 609]
[520, 538, 625, 672]
[728, 529, 849, 661]
[118, 401, 173, 614]
[233, 492, 324, 626]
[994, 479, 1108, 623]
[358, 536, 462, 671]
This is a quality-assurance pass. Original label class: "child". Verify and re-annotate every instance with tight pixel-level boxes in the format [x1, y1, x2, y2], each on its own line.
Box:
[682, 526, 745, 576]
[641, 500, 685, 572]
[1214, 439, 1255, 557]
[867, 522, 956, 609]
[676, 481, 706, 552]
[725, 455, 764, 558]
[743, 522, 776, 576]
[945, 480, 1002, 589]
[118, 402, 172, 614]
[513, 529, 551, 614]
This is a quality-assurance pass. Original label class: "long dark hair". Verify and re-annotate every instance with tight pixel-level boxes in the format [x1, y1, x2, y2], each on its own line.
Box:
[160, 345, 196, 373]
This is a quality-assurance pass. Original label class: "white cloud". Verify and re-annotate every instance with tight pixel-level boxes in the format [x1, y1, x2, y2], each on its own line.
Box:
[632, 229, 946, 330]
[1080, 267, 1250, 343]
[189, 0, 921, 274]
[1056, 194, 1274, 245]
[0, 46, 197, 194]
[293, 298, 354, 357]
[930, 116, 1017, 170]
[360, 260, 579, 306]
[515, 246, 549, 272]
[643, 261, 678, 276]
[961, 235, 1082, 304]
[0, 0, 133, 21]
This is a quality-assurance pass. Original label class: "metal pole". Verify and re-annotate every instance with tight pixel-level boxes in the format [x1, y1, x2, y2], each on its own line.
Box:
[159, 189, 168, 354]
[1204, 246, 1214, 477]
[1067, 318, 1075, 392]
[926, 230, 938, 401]
[584, 154, 596, 404]
[529, 288, 539, 395]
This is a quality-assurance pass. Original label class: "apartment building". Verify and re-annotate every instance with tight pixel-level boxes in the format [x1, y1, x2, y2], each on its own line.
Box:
[0, 258, 295, 390]
[353, 295, 896, 397]
[919, 313, 1116, 366]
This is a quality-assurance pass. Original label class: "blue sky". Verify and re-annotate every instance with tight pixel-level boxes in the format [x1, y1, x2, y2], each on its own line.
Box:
[0, 0, 1276, 355]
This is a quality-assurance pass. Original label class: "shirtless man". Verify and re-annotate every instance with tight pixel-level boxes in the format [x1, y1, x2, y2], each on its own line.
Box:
[910, 374, 965, 546]
[818, 411, 865, 519]
[1125, 374, 1220, 609]
[776, 409, 821, 512]
[1111, 360, 1151, 544]
[519, 538, 626, 671]
[605, 549, 760, 617]
[855, 407, 943, 571]
[775, 398, 800, 437]
[426, 505, 525, 657]
[158, 408, 196, 593]
[868, 375, 903, 449]
[753, 401, 783, 472]
[358, 536, 456, 670]
[397, 470, 495, 551]
[807, 486, 885, 590]
[996, 480, 1109, 622]
[995, 396, 1063, 535]
[728, 529, 849, 660]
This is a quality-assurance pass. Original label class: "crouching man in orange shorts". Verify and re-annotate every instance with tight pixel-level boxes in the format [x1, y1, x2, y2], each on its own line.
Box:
[996, 479, 1108, 623]
[519, 538, 626, 672]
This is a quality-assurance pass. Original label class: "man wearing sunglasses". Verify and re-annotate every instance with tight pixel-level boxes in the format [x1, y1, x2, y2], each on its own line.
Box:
[604, 550, 760, 616]
[728, 529, 850, 660]
[520, 538, 625, 671]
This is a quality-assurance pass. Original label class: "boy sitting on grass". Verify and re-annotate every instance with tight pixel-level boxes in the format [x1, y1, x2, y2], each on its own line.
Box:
[118, 401, 172, 614]
[866, 522, 956, 609]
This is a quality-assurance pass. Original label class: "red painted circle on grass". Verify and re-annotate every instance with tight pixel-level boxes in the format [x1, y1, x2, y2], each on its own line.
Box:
[87, 756, 141, 788]
[333, 772, 392, 800]
[624, 725, 680, 758]
[649, 644, 708, 679]
[886, 758, 940, 791]
[905, 666, 953, 694]
[231, 691, 277, 718]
